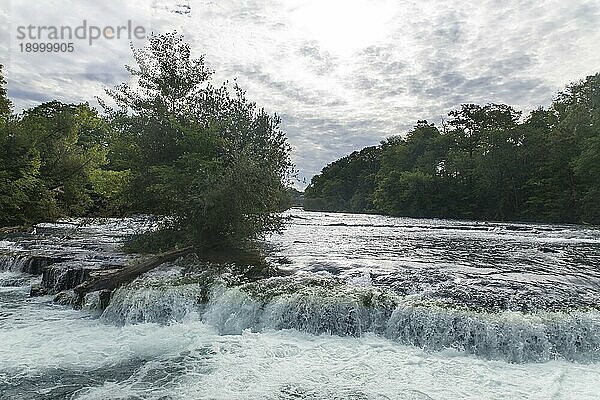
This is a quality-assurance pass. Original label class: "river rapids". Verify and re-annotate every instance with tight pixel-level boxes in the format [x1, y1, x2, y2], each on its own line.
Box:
[1, 210, 599, 399]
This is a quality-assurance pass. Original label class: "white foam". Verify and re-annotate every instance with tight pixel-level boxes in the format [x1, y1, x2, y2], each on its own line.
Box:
[2, 291, 600, 400]
[73, 328, 600, 400]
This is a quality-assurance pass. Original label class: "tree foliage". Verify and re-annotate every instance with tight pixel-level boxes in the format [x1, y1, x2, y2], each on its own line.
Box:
[0, 89, 112, 226]
[304, 146, 382, 212]
[102, 32, 292, 250]
[0, 65, 11, 122]
[0, 36, 293, 255]
[305, 74, 600, 224]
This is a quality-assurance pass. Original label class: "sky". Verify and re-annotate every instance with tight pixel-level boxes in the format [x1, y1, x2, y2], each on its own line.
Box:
[2, 0, 600, 188]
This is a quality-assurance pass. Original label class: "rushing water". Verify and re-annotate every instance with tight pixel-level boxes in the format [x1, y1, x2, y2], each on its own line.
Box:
[1, 210, 600, 399]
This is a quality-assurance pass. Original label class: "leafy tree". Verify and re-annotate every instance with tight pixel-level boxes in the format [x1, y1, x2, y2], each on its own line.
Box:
[0, 99, 113, 226]
[305, 74, 600, 224]
[374, 170, 435, 217]
[18, 102, 110, 215]
[0, 119, 56, 226]
[560, 74, 600, 224]
[574, 135, 600, 223]
[0, 65, 52, 226]
[0, 65, 11, 122]
[373, 122, 444, 217]
[304, 146, 382, 212]
[102, 32, 292, 251]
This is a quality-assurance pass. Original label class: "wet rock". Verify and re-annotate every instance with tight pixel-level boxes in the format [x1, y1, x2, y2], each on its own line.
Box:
[0, 226, 33, 234]
[21, 256, 65, 275]
[505, 225, 532, 232]
[53, 290, 80, 306]
[42, 266, 90, 295]
[99, 289, 112, 309]
[30, 284, 47, 297]
[82, 288, 114, 310]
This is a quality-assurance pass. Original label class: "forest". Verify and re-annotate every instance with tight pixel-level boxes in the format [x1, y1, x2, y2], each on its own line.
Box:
[2, 35, 599, 241]
[305, 74, 600, 225]
[0, 33, 293, 252]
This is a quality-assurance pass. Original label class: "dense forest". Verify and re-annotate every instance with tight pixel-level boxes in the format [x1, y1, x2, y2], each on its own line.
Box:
[305, 74, 600, 225]
[0, 33, 293, 252]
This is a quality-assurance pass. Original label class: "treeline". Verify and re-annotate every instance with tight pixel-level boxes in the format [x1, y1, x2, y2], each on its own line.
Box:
[0, 93, 121, 226]
[305, 74, 600, 224]
[0, 33, 293, 252]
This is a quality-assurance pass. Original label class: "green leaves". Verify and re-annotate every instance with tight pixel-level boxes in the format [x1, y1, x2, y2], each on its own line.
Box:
[0, 96, 116, 226]
[0, 65, 11, 122]
[305, 73, 600, 224]
[305, 146, 382, 213]
[574, 135, 600, 223]
[102, 32, 292, 251]
[0, 37, 293, 239]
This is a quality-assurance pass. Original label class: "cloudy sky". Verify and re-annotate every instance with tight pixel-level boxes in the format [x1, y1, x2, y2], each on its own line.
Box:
[2, 0, 600, 187]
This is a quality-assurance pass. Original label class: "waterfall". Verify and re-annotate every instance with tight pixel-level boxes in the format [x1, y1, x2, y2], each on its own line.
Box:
[0, 253, 62, 275]
[0, 254, 30, 272]
[100, 273, 600, 363]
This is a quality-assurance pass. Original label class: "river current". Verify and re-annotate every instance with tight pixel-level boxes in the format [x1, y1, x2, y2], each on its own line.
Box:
[1, 209, 599, 399]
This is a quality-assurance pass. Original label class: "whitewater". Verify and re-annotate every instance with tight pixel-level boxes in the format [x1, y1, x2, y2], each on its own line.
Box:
[1, 209, 600, 399]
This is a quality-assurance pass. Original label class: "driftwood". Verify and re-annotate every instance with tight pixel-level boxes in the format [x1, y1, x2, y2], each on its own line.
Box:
[74, 246, 193, 296]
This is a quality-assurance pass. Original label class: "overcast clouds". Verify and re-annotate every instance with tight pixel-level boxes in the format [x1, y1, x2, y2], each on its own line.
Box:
[2, 0, 600, 187]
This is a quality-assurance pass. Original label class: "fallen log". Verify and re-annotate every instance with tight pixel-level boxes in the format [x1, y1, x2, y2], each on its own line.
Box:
[74, 246, 193, 296]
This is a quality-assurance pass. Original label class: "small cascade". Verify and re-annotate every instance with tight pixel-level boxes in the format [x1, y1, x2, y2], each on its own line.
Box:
[384, 305, 600, 363]
[0, 254, 30, 272]
[0, 271, 29, 287]
[102, 283, 204, 324]
[100, 270, 600, 364]
[82, 290, 112, 313]
[201, 286, 263, 334]
[101, 265, 209, 325]
[41, 266, 90, 295]
[202, 284, 394, 337]
[0, 253, 63, 275]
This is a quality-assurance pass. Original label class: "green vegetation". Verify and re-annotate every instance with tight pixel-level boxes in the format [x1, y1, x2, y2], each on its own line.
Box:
[0, 65, 10, 122]
[305, 146, 382, 212]
[103, 33, 292, 251]
[2, 35, 598, 248]
[284, 187, 305, 208]
[0, 100, 112, 226]
[0, 33, 292, 253]
[305, 74, 600, 224]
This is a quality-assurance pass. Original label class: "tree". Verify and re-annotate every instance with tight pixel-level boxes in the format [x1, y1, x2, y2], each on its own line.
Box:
[574, 135, 600, 223]
[0, 101, 111, 226]
[18, 102, 110, 216]
[304, 74, 600, 224]
[304, 146, 382, 212]
[102, 32, 292, 251]
[374, 170, 436, 217]
[0, 65, 11, 122]
[559, 74, 600, 224]
[372, 122, 445, 217]
[0, 119, 56, 226]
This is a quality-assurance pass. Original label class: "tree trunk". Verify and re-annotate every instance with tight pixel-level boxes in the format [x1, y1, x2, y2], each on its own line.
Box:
[74, 246, 193, 296]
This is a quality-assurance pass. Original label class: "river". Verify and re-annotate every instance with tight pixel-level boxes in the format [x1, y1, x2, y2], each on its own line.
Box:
[1, 209, 599, 399]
